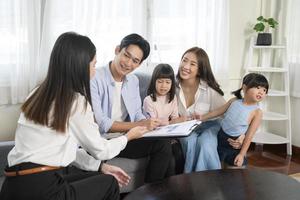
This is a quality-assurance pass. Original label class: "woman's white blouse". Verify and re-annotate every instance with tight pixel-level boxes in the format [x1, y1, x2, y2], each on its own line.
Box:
[177, 80, 226, 117]
[8, 94, 127, 171]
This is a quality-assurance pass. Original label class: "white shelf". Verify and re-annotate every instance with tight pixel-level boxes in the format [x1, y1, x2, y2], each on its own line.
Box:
[267, 89, 288, 97]
[246, 37, 292, 155]
[253, 45, 285, 49]
[263, 111, 288, 121]
[247, 67, 287, 72]
[252, 131, 289, 144]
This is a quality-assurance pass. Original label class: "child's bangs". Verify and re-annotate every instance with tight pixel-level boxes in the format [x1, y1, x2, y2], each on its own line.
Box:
[247, 78, 269, 92]
[157, 71, 174, 80]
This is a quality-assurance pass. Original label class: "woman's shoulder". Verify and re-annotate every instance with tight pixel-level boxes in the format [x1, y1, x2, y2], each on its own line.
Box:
[70, 93, 92, 116]
[199, 80, 216, 93]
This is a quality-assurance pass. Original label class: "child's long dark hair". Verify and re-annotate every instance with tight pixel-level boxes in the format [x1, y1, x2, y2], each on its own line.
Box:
[232, 73, 269, 99]
[147, 64, 176, 103]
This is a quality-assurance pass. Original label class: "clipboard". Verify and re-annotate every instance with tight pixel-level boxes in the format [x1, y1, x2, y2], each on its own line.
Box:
[142, 120, 201, 138]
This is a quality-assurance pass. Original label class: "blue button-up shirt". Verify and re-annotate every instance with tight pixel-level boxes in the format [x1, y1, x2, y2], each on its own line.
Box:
[90, 63, 146, 134]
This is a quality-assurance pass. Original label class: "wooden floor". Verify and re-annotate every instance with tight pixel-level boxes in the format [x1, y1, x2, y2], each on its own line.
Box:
[247, 144, 300, 175]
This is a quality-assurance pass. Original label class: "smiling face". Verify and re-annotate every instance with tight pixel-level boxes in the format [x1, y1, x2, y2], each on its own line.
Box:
[110, 44, 143, 81]
[155, 78, 172, 96]
[244, 85, 267, 103]
[179, 52, 199, 81]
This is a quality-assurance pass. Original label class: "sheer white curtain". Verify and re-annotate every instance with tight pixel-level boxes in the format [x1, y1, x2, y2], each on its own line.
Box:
[286, 0, 300, 98]
[38, 0, 146, 81]
[149, 0, 229, 81]
[0, 0, 41, 104]
[0, 0, 229, 105]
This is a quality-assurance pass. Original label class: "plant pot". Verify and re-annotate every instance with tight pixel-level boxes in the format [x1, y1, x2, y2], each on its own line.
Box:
[256, 33, 272, 45]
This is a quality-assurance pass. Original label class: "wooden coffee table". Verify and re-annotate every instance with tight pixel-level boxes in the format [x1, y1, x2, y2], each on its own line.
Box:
[124, 168, 300, 200]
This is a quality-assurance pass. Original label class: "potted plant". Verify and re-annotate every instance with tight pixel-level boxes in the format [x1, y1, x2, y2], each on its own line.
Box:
[253, 16, 278, 45]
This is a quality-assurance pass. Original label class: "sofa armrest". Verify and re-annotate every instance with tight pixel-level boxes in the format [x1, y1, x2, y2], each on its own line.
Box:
[0, 141, 15, 176]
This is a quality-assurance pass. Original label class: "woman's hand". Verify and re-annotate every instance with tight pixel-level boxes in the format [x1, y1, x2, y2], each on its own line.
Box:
[126, 126, 148, 141]
[228, 134, 245, 149]
[101, 163, 130, 187]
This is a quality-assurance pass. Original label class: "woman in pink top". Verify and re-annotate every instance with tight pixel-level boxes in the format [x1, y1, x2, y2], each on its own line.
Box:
[143, 64, 183, 126]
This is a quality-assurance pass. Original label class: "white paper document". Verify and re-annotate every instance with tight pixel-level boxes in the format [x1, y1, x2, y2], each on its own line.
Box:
[143, 120, 201, 138]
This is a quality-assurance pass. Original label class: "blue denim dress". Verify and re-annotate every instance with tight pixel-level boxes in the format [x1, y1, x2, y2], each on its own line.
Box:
[179, 119, 222, 172]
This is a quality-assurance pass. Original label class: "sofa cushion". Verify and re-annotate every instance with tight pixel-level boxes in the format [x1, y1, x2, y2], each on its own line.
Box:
[107, 157, 149, 193]
[106, 157, 148, 174]
[134, 72, 151, 101]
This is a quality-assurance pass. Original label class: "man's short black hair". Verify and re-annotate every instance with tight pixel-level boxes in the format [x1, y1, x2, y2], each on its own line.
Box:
[119, 33, 150, 63]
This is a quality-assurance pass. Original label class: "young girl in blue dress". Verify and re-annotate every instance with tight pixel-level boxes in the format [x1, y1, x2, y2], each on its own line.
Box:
[199, 73, 269, 167]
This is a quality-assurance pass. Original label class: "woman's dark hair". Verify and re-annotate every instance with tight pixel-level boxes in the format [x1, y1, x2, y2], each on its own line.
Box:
[119, 33, 150, 63]
[147, 63, 176, 103]
[21, 32, 96, 133]
[176, 47, 224, 96]
[232, 73, 269, 99]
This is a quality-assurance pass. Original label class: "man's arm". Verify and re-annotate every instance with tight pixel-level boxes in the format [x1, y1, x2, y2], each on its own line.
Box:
[90, 71, 113, 133]
[110, 119, 160, 132]
[109, 75, 160, 132]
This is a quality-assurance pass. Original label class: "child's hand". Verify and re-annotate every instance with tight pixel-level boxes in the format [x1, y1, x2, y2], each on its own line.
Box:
[228, 134, 245, 149]
[191, 113, 202, 121]
[176, 116, 189, 122]
[234, 154, 244, 167]
[159, 118, 169, 126]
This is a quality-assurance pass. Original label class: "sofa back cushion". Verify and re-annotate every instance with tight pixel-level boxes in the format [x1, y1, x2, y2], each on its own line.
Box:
[134, 72, 151, 102]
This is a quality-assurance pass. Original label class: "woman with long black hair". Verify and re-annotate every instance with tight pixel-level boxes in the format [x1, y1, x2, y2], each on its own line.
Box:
[0, 32, 147, 200]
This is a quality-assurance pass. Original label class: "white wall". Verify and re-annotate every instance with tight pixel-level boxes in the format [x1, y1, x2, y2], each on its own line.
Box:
[291, 98, 300, 147]
[1, 0, 300, 147]
[227, 0, 260, 94]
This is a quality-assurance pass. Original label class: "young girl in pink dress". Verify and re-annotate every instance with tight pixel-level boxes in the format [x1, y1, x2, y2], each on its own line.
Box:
[143, 64, 182, 126]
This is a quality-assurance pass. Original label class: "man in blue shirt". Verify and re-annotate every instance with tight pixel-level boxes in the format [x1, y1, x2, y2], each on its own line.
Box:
[90, 33, 173, 183]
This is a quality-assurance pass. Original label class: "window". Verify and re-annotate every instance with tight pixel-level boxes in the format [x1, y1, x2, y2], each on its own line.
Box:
[0, 0, 229, 104]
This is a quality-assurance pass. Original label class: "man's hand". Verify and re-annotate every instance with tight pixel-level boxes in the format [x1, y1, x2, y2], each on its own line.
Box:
[101, 163, 130, 187]
[141, 118, 161, 130]
[228, 134, 245, 149]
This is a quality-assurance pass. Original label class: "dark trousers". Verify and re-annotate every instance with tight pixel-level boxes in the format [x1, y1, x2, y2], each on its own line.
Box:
[118, 138, 173, 183]
[0, 163, 119, 200]
[217, 129, 247, 166]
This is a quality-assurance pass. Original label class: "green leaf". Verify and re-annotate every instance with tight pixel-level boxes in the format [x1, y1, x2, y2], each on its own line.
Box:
[267, 18, 278, 29]
[257, 16, 264, 21]
[253, 23, 265, 32]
